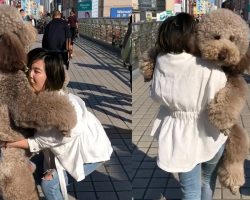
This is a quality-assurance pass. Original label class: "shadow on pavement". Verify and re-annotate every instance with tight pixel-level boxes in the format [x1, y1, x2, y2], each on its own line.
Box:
[68, 82, 131, 123]
[240, 159, 250, 196]
[75, 38, 130, 88]
[132, 145, 181, 200]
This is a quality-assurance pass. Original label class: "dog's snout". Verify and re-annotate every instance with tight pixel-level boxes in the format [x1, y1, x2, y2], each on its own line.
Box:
[218, 49, 227, 61]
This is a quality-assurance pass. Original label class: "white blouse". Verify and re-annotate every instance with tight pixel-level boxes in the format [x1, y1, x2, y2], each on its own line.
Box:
[28, 93, 113, 199]
[150, 52, 228, 173]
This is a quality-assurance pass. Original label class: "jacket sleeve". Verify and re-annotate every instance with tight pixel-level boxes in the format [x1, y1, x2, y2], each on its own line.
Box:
[27, 129, 65, 152]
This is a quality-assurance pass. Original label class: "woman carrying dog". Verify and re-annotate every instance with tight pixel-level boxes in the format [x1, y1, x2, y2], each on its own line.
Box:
[1, 48, 113, 200]
[149, 13, 228, 199]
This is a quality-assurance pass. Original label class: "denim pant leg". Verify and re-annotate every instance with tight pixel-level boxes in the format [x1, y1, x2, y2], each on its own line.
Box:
[179, 164, 201, 200]
[83, 162, 102, 176]
[41, 169, 64, 200]
[41, 163, 102, 200]
[201, 145, 225, 200]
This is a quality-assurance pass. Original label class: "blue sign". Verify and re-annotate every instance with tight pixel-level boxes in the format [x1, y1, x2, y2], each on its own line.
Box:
[110, 7, 132, 18]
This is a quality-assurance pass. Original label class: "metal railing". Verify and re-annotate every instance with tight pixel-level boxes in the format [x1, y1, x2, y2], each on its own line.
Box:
[78, 18, 130, 48]
[78, 19, 161, 69]
[132, 21, 160, 68]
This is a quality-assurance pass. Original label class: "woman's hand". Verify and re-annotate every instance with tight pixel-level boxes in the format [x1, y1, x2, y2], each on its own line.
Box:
[0, 139, 29, 149]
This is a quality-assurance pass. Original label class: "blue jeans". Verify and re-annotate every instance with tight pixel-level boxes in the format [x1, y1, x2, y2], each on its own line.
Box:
[178, 145, 224, 200]
[41, 162, 102, 200]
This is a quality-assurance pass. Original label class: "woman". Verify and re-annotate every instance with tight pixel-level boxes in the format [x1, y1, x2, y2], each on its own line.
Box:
[150, 13, 227, 199]
[2, 48, 113, 200]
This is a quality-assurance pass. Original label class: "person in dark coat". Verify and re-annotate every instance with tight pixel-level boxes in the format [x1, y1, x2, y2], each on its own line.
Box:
[42, 10, 71, 69]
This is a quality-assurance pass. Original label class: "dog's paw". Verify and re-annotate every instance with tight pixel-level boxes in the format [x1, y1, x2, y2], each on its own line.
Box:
[221, 128, 231, 136]
[230, 185, 240, 195]
[57, 124, 71, 136]
[140, 61, 154, 82]
[218, 164, 245, 195]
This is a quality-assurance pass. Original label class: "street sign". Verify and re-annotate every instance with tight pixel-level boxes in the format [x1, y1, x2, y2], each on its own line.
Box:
[110, 7, 132, 18]
[157, 10, 174, 21]
[78, 1, 92, 11]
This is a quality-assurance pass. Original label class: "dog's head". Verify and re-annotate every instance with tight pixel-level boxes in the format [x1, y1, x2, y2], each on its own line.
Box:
[196, 9, 249, 69]
[0, 5, 37, 72]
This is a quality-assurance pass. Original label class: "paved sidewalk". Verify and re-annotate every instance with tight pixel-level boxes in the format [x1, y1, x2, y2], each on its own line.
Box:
[132, 71, 250, 200]
[32, 35, 132, 200]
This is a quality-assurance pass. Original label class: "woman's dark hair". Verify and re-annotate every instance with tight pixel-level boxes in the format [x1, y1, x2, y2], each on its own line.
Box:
[27, 48, 65, 91]
[156, 13, 196, 54]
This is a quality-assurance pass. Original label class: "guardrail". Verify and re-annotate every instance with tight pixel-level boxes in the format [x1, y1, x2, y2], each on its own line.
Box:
[132, 21, 160, 68]
[78, 17, 130, 48]
[78, 18, 161, 69]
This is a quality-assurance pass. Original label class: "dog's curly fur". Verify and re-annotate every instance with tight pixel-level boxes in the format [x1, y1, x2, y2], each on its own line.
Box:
[0, 5, 77, 200]
[139, 9, 250, 194]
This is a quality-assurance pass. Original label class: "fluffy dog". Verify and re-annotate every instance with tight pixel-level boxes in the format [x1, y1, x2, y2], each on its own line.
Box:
[0, 5, 77, 200]
[197, 9, 250, 194]
[139, 9, 250, 194]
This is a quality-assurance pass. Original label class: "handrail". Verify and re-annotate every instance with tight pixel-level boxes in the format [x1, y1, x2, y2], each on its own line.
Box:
[78, 19, 161, 68]
[78, 18, 130, 47]
[132, 21, 160, 67]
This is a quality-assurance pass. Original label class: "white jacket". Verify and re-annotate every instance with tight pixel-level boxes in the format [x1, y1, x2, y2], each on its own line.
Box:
[150, 52, 228, 173]
[28, 93, 113, 199]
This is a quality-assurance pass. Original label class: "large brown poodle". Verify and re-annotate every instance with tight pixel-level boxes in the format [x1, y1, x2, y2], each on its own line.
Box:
[139, 9, 250, 194]
[0, 5, 77, 200]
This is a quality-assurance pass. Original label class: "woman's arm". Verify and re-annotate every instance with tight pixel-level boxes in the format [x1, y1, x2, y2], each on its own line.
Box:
[4, 139, 29, 149]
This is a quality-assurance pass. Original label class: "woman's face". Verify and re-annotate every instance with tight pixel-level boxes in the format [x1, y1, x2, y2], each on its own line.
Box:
[29, 59, 47, 93]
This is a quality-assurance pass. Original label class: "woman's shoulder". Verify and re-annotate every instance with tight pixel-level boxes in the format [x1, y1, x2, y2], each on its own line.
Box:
[156, 52, 195, 63]
[67, 93, 87, 111]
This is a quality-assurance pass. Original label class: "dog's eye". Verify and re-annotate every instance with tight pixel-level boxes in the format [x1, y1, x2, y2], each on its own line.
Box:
[214, 35, 220, 40]
[229, 35, 235, 41]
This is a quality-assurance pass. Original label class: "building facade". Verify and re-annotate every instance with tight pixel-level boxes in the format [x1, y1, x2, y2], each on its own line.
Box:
[102, 0, 131, 17]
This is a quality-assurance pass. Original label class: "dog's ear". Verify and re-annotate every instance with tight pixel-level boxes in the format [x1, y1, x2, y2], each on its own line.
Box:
[138, 47, 158, 82]
[232, 46, 250, 74]
[0, 33, 26, 72]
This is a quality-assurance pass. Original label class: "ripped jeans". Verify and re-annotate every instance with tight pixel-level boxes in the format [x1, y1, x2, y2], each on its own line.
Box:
[178, 145, 225, 200]
[40, 162, 102, 200]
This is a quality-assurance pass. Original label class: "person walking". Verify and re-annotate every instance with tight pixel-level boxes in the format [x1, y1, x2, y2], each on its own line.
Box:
[121, 15, 132, 91]
[67, 10, 78, 58]
[42, 10, 71, 69]
[150, 13, 228, 199]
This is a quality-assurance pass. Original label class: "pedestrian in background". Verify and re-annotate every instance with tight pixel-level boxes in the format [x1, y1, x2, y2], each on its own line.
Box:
[121, 15, 132, 91]
[19, 9, 27, 21]
[44, 12, 51, 26]
[150, 13, 227, 199]
[42, 10, 71, 69]
[67, 10, 78, 58]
